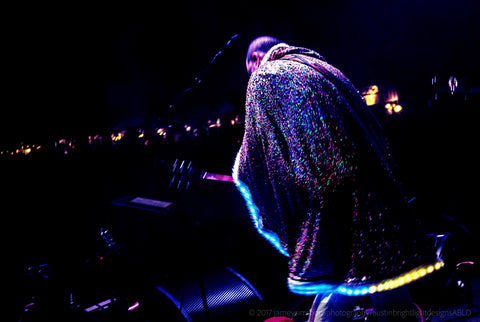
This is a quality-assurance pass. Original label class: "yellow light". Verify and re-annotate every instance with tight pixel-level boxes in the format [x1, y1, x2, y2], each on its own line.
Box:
[138, 133, 144, 138]
[111, 133, 123, 142]
[383, 282, 391, 290]
[405, 274, 412, 283]
[340, 260, 444, 297]
[393, 104, 403, 113]
[364, 94, 379, 106]
[385, 103, 392, 110]
[362, 85, 380, 106]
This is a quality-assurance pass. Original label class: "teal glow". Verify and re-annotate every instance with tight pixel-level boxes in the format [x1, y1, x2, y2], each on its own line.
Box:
[233, 176, 289, 257]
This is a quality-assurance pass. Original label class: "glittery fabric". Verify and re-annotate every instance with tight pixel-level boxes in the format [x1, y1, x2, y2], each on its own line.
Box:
[233, 46, 430, 287]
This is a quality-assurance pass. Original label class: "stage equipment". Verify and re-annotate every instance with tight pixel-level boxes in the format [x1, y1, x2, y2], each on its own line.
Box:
[153, 267, 262, 322]
[112, 195, 174, 214]
[169, 159, 233, 190]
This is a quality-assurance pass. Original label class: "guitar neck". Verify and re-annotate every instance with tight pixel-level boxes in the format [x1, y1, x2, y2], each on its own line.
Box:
[200, 171, 234, 183]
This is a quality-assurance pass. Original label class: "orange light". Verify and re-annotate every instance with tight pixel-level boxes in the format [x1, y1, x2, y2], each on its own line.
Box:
[385, 103, 402, 115]
[363, 85, 380, 106]
[385, 103, 393, 115]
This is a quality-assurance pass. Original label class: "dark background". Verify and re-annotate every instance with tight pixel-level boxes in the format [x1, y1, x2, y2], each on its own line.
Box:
[4, 0, 479, 143]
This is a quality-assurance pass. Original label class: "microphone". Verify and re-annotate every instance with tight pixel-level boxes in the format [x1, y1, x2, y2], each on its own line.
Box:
[203, 34, 240, 76]
[165, 34, 240, 113]
[225, 34, 240, 47]
[213, 34, 240, 59]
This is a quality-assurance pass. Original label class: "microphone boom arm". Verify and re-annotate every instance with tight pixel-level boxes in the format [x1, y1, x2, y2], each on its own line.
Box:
[146, 34, 240, 136]
[171, 33, 240, 110]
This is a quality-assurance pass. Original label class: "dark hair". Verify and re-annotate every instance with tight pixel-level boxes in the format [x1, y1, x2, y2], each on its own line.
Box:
[246, 36, 284, 64]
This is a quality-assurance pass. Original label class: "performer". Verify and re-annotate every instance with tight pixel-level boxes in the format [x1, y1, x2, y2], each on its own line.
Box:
[233, 36, 443, 320]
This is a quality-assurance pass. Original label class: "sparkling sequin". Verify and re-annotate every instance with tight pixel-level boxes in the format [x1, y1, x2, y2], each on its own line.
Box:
[233, 46, 430, 291]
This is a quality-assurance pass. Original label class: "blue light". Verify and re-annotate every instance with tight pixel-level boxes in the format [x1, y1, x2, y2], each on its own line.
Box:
[288, 260, 445, 296]
[335, 285, 370, 297]
[287, 278, 338, 296]
[233, 176, 289, 257]
[288, 281, 372, 297]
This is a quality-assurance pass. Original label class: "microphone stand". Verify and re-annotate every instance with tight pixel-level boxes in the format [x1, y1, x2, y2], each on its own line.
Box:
[146, 34, 240, 136]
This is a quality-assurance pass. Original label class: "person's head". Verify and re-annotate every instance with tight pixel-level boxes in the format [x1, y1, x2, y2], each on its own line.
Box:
[246, 36, 284, 75]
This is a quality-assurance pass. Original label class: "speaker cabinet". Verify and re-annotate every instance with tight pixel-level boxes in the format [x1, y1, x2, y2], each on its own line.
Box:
[153, 267, 262, 321]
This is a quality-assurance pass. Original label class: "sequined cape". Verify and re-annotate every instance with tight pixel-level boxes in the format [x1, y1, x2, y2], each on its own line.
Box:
[233, 46, 431, 288]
